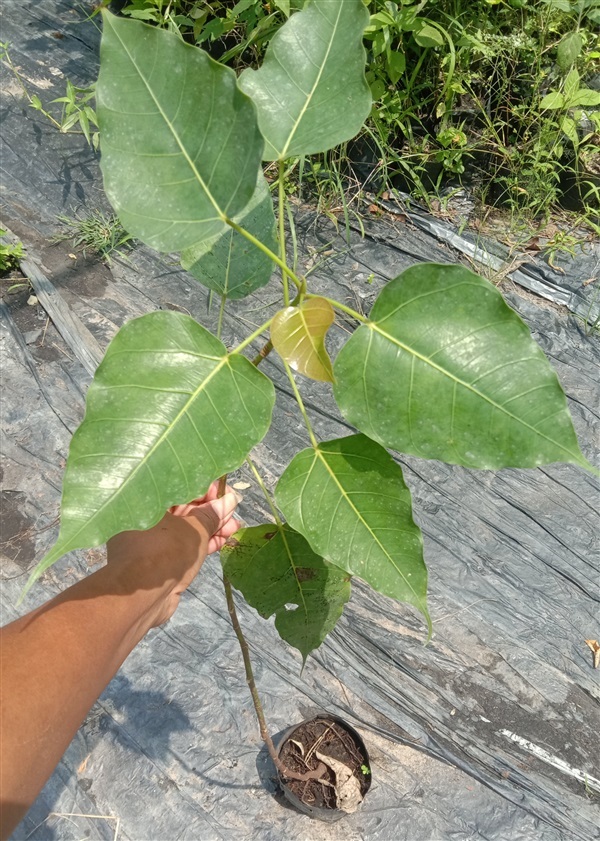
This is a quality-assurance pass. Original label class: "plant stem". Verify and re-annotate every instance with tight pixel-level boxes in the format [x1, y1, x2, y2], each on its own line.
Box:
[278, 159, 290, 306]
[231, 317, 274, 355]
[307, 293, 368, 323]
[224, 215, 302, 292]
[246, 457, 282, 525]
[222, 576, 326, 782]
[216, 293, 227, 340]
[251, 338, 273, 366]
[282, 361, 319, 449]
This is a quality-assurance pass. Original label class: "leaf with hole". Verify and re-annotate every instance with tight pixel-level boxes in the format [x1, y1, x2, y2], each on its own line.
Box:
[333, 264, 588, 470]
[276, 434, 430, 630]
[238, 0, 371, 161]
[180, 172, 277, 299]
[23, 311, 275, 596]
[96, 12, 264, 252]
[271, 297, 335, 382]
[221, 523, 351, 658]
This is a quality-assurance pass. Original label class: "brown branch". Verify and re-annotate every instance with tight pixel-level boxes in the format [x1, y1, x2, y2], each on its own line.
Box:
[222, 576, 326, 782]
[219, 335, 320, 780]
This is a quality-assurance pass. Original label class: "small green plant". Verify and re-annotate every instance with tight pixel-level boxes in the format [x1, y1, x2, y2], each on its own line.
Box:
[49, 80, 99, 149]
[361, 764, 371, 776]
[1, 42, 98, 148]
[56, 210, 133, 262]
[0, 228, 24, 273]
[22, 2, 594, 798]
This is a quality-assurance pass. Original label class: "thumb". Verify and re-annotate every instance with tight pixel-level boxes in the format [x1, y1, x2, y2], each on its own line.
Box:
[192, 491, 239, 536]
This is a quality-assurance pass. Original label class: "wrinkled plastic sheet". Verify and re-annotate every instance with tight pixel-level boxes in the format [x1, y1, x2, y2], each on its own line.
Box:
[1, 3, 599, 840]
[375, 195, 600, 324]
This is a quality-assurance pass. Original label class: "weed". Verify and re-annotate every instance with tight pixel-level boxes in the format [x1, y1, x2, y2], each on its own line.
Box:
[56, 211, 133, 262]
[0, 228, 24, 273]
[1, 42, 98, 148]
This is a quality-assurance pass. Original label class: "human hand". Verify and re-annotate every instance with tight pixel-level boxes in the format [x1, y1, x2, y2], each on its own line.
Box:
[107, 481, 240, 627]
[169, 480, 241, 554]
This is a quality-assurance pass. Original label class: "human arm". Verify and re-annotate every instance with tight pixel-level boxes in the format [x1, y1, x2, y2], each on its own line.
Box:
[0, 485, 239, 839]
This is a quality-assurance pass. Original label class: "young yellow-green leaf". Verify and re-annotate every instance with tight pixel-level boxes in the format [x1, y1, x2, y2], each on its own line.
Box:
[239, 0, 371, 161]
[221, 523, 351, 658]
[96, 12, 264, 252]
[276, 434, 430, 632]
[271, 297, 335, 382]
[334, 264, 589, 471]
[22, 312, 275, 597]
[180, 172, 277, 299]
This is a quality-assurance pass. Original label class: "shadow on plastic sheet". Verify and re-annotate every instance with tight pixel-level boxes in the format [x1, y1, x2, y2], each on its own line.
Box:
[12, 675, 192, 841]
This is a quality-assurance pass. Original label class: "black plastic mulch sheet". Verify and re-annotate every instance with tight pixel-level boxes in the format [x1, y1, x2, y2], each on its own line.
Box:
[1, 3, 599, 840]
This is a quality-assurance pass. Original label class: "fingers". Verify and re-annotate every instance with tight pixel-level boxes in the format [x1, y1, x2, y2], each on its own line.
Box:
[170, 481, 235, 516]
[207, 516, 241, 555]
[190, 490, 239, 537]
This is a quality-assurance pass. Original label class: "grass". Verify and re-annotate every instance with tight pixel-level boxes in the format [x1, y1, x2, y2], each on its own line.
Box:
[55, 210, 133, 263]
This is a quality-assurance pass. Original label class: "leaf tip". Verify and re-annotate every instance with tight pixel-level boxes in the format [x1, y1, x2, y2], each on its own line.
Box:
[422, 605, 434, 646]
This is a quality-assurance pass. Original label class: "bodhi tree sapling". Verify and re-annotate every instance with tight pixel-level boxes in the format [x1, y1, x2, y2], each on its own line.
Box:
[22, 0, 595, 814]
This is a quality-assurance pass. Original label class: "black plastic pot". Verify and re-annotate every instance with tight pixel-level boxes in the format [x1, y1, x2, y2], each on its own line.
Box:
[275, 714, 372, 822]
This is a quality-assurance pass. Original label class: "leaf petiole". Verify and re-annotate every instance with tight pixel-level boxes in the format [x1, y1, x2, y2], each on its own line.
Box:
[306, 293, 367, 323]
[246, 457, 283, 525]
[282, 360, 319, 448]
[224, 215, 302, 292]
[278, 159, 289, 306]
[230, 316, 274, 356]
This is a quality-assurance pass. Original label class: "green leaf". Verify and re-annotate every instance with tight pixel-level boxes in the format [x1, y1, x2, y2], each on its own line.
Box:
[540, 91, 565, 110]
[276, 434, 430, 631]
[413, 21, 444, 48]
[569, 89, 600, 107]
[557, 32, 583, 72]
[271, 297, 335, 382]
[564, 67, 580, 98]
[369, 78, 387, 101]
[96, 12, 264, 252]
[221, 523, 351, 658]
[180, 172, 276, 299]
[23, 312, 275, 595]
[273, 0, 291, 17]
[333, 264, 588, 470]
[238, 0, 371, 161]
[560, 115, 579, 144]
[387, 50, 406, 85]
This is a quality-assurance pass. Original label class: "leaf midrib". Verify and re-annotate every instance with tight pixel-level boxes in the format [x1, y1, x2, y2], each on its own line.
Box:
[60, 354, 230, 550]
[279, 1, 344, 159]
[369, 322, 583, 464]
[107, 14, 226, 222]
[310, 448, 427, 611]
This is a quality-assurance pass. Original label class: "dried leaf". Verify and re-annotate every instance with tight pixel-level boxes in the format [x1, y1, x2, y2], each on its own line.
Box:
[315, 751, 363, 813]
[585, 639, 600, 669]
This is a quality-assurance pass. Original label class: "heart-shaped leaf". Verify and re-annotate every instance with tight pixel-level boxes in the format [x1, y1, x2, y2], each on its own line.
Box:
[23, 312, 275, 595]
[96, 12, 264, 251]
[271, 297, 335, 382]
[221, 523, 351, 659]
[334, 264, 588, 470]
[276, 434, 430, 631]
[180, 172, 277, 299]
[239, 0, 372, 161]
